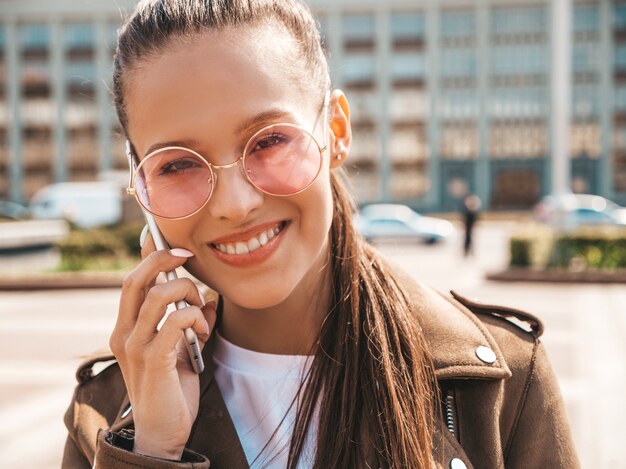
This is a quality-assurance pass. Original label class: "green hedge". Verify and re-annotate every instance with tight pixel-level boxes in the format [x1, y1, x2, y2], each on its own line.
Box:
[55, 222, 144, 271]
[510, 226, 626, 271]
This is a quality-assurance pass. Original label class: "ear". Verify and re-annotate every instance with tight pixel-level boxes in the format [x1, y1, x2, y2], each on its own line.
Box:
[328, 89, 351, 168]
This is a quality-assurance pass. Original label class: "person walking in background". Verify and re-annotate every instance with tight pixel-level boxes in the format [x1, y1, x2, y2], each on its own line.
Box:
[462, 193, 481, 257]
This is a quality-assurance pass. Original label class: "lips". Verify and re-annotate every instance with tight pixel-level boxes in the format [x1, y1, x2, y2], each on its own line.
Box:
[208, 221, 290, 267]
[211, 222, 286, 255]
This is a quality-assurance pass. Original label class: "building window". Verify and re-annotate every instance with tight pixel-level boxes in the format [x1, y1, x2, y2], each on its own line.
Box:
[491, 6, 547, 37]
[439, 88, 478, 119]
[571, 122, 601, 158]
[0, 25, 5, 55]
[573, 42, 598, 74]
[343, 14, 375, 51]
[615, 3, 626, 30]
[65, 23, 94, 53]
[66, 61, 96, 96]
[342, 53, 376, 87]
[491, 44, 546, 76]
[20, 24, 49, 53]
[440, 47, 476, 78]
[615, 44, 626, 71]
[616, 85, 626, 112]
[489, 121, 547, 158]
[574, 4, 599, 33]
[391, 12, 425, 47]
[439, 122, 478, 159]
[573, 84, 599, 117]
[441, 10, 475, 40]
[391, 51, 425, 83]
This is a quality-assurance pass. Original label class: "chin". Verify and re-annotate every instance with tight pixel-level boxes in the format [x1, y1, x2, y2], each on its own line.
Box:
[225, 279, 298, 310]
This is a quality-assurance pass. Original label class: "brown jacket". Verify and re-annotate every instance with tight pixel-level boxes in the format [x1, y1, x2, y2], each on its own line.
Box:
[62, 271, 580, 468]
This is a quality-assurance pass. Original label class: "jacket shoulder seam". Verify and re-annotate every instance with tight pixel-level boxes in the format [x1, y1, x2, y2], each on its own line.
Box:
[504, 336, 540, 461]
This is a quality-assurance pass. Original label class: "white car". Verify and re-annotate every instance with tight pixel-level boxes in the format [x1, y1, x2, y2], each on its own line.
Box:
[30, 181, 124, 229]
[356, 204, 454, 244]
[533, 194, 626, 228]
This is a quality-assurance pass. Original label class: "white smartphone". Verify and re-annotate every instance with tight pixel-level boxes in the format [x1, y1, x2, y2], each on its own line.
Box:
[127, 141, 205, 374]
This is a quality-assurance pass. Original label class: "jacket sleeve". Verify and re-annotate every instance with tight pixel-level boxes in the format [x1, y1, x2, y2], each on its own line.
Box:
[62, 433, 92, 468]
[93, 429, 210, 468]
[505, 341, 580, 469]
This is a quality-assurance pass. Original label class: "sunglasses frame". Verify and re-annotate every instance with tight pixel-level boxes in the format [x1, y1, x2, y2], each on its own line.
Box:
[126, 92, 330, 220]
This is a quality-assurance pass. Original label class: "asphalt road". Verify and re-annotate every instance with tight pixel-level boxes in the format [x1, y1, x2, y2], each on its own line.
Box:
[0, 221, 623, 468]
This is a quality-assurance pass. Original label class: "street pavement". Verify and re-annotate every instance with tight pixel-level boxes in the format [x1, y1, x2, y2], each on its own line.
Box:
[0, 221, 623, 468]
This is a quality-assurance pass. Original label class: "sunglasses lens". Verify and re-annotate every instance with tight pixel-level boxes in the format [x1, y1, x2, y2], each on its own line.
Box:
[135, 148, 213, 218]
[243, 125, 322, 196]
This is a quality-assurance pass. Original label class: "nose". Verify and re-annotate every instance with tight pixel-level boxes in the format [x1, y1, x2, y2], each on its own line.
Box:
[206, 161, 264, 222]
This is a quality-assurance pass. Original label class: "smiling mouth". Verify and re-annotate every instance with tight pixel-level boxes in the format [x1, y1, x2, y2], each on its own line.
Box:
[210, 221, 288, 255]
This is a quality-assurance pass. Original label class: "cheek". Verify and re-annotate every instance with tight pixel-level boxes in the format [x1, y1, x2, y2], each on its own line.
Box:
[157, 219, 198, 251]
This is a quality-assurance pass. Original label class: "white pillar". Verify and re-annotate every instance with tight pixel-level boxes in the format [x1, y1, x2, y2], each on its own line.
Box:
[95, 18, 112, 173]
[6, 20, 23, 202]
[425, 0, 440, 208]
[50, 18, 67, 183]
[551, 0, 572, 195]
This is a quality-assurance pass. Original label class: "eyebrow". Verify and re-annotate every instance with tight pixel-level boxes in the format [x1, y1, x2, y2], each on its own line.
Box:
[143, 108, 295, 157]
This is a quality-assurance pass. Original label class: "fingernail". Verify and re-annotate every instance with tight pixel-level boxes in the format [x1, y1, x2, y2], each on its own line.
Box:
[139, 224, 149, 248]
[205, 320, 210, 335]
[198, 290, 206, 306]
[169, 248, 194, 258]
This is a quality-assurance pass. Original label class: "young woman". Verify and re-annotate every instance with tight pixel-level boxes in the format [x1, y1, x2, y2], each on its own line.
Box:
[62, 1, 579, 468]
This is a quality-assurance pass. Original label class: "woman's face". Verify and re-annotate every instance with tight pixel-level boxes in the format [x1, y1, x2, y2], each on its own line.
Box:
[125, 25, 343, 310]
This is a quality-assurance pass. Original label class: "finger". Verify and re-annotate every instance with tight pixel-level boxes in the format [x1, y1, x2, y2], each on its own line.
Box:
[140, 231, 156, 260]
[116, 249, 195, 336]
[133, 278, 206, 340]
[197, 300, 218, 349]
[152, 306, 210, 357]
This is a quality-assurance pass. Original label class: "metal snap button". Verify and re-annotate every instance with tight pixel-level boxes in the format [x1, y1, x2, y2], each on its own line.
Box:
[450, 457, 468, 469]
[121, 403, 132, 419]
[476, 345, 496, 364]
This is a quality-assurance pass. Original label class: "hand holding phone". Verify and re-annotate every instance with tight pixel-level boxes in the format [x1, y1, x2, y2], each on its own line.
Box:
[142, 212, 205, 374]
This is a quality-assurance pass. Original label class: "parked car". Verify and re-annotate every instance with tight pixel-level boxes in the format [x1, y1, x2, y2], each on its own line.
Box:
[356, 204, 454, 244]
[0, 200, 30, 220]
[30, 181, 124, 229]
[533, 194, 626, 228]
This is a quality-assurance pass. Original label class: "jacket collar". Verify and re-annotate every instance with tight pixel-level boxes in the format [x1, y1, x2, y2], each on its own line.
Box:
[387, 266, 512, 381]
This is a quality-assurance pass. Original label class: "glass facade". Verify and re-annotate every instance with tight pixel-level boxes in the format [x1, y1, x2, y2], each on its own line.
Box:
[1, 0, 624, 208]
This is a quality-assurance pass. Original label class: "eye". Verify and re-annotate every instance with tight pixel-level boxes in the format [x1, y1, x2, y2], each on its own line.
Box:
[158, 157, 203, 176]
[250, 133, 290, 152]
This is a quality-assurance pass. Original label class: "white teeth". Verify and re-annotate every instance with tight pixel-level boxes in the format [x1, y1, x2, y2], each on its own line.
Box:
[247, 237, 261, 251]
[214, 223, 284, 255]
[235, 242, 249, 254]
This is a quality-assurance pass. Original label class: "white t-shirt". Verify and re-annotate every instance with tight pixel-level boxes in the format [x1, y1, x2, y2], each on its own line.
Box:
[212, 332, 318, 468]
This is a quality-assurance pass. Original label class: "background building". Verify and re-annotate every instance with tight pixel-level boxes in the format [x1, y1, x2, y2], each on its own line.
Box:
[1, 0, 625, 211]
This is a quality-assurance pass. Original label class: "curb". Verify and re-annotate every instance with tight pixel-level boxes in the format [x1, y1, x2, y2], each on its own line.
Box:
[486, 268, 626, 284]
[0, 273, 126, 291]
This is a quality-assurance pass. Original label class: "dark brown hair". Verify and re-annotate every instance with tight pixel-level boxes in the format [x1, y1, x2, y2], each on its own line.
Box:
[113, 1, 438, 467]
